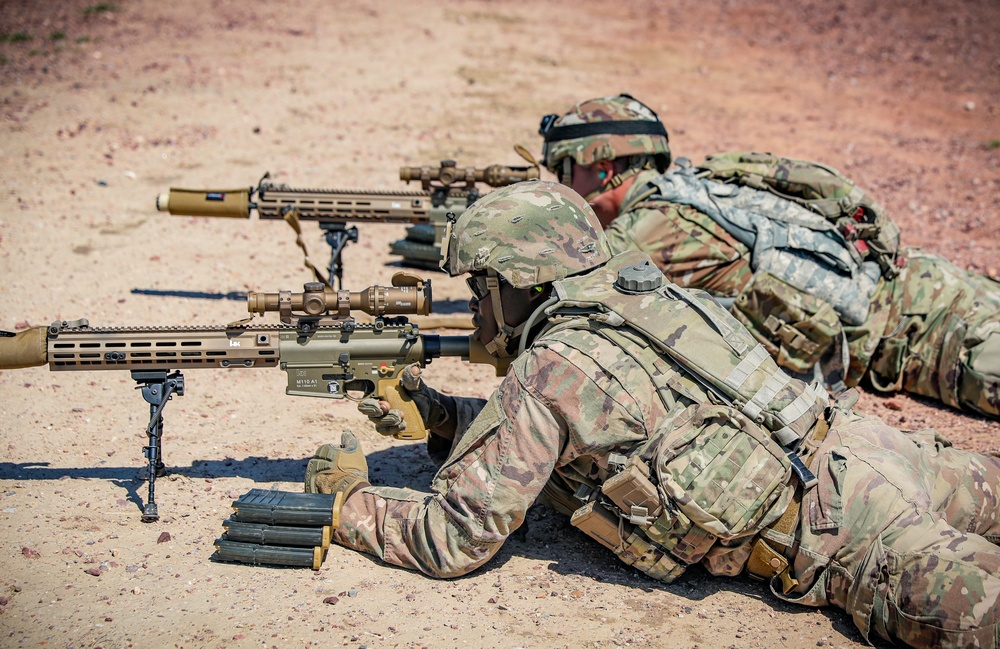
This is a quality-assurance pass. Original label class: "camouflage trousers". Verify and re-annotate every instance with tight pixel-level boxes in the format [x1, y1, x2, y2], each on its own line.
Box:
[850, 249, 1000, 417]
[777, 411, 1000, 648]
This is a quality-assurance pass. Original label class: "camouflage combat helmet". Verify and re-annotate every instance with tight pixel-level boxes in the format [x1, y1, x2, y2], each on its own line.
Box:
[442, 180, 612, 356]
[539, 94, 671, 192]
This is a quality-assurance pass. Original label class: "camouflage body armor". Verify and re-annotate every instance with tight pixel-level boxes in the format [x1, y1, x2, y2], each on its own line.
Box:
[610, 163, 1000, 417]
[537, 250, 829, 582]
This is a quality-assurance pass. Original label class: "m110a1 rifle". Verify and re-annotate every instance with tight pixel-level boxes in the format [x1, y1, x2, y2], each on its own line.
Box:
[0, 272, 508, 522]
[155, 146, 539, 288]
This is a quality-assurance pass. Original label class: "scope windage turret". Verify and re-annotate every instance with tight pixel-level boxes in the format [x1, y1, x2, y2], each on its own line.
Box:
[246, 272, 431, 319]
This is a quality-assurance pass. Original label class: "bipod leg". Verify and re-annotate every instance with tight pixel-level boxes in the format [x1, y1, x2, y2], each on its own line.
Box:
[321, 222, 358, 290]
[131, 370, 185, 522]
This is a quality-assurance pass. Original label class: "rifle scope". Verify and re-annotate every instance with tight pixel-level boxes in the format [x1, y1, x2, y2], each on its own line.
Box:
[399, 160, 539, 189]
[247, 273, 431, 318]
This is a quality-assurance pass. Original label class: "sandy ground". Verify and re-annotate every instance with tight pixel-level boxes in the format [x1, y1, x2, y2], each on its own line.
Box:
[0, 1, 998, 647]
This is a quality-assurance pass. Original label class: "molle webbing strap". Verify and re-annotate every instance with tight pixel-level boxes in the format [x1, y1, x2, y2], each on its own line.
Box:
[774, 383, 828, 446]
[543, 120, 668, 143]
[742, 370, 792, 424]
[726, 345, 825, 446]
[724, 344, 770, 392]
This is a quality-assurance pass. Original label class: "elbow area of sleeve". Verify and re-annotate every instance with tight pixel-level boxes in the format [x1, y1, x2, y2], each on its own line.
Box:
[336, 488, 505, 579]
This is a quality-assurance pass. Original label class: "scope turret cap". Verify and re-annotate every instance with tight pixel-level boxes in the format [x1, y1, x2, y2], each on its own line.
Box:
[443, 180, 612, 287]
[538, 94, 671, 174]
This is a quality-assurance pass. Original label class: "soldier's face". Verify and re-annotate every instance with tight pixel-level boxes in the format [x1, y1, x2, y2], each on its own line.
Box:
[568, 161, 605, 200]
[467, 275, 537, 349]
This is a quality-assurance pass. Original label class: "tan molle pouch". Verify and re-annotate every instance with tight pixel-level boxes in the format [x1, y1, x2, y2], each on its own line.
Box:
[652, 404, 793, 541]
[570, 501, 629, 552]
[601, 456, 663, 526]
[618, 529, 686, 583]
[732, 271, 842, 374]
[570, 501, 687, 583]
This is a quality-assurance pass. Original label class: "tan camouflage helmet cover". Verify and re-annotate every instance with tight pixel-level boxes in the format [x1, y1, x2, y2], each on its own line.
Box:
[539, 93, 671, 173]
[442, 180, 612, 287]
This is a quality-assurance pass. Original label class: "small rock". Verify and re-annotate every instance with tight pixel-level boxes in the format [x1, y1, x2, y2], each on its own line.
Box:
[21, 547, 40, 560]
[964, 101, 975, 111]
[84, 568, 102, 577]
[884, 399, 904, 411]
[323, 596, 339, 605]
[488, 597, 497, 604]
[157, 532, 171, 544]
[347, 589, 358, 597]
[132, 587, 142, 595]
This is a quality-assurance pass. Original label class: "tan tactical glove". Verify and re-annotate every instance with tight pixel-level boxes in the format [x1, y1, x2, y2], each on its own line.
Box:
[304, 432, 370, 508]
[357, 364, 453, 437]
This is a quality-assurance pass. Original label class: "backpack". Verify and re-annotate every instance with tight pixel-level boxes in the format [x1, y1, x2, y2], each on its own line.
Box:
[694, 151, 902, 280]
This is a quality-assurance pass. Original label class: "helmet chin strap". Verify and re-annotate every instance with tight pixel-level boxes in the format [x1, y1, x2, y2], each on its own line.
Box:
[582, 166, 642, 202]
[483, 269, 526, 358]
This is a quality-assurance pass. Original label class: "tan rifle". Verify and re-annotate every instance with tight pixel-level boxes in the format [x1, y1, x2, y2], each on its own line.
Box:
[0, 272, 508, 522]
[155, 146, 539, 288]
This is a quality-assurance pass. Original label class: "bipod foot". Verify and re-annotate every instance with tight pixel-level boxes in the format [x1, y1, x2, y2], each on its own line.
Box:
[141, 502, 159, 522]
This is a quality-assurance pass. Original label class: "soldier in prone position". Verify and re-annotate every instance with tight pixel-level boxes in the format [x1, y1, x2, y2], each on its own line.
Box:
[538, 94, 1000, 418]
[304, 181, 1000, 649]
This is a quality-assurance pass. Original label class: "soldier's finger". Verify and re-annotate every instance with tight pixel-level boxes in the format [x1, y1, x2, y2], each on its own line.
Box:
[357, 398, 384, 419]
[400, 364, 423, 391]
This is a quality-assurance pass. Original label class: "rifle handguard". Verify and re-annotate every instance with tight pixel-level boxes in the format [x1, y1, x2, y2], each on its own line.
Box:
[0, 326, 48, 369]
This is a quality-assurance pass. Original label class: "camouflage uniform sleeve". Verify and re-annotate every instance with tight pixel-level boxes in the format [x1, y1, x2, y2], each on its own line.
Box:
[332, 353, 567, 578]
[606, 202, 752, 296]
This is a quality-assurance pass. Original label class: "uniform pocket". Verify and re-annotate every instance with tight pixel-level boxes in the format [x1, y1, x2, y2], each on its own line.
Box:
[845, 534, 890, 643]
[808, 450, 847, 533]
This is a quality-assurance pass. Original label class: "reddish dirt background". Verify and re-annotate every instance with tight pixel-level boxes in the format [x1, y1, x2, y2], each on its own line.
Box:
[0, 1, 997, 648]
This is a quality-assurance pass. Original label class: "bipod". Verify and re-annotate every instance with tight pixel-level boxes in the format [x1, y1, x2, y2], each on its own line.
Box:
[320, 222, 358, 290]
[132, 370, 185, 522]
